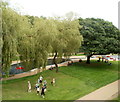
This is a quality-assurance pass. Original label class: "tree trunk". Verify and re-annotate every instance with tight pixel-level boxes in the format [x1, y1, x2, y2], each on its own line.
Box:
[53, 51, 58, 73]
[86, 54, 92, 64]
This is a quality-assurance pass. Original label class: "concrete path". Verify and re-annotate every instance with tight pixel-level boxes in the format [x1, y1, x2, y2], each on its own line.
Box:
[75, 80, 120, 101]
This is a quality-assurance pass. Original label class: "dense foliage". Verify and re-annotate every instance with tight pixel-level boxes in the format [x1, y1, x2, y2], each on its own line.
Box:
[79, 18, 120, 63]
[1, 2, 22, 76]
[1, 2, 83, 76]
[51, 19, 83, 72]
[2, 1, 119, 77]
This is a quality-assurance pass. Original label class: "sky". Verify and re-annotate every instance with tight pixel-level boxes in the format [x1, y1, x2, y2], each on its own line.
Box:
[8, 0, 119, 27]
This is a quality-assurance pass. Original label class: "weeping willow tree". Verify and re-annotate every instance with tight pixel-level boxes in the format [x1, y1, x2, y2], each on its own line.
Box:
[32, 18, 57, 71]
[1, 2, 83, 76]
[0, 3, 2, 77]
[16, 15, 35, 71]
[17, 16, 57, 72]
[1, 2, 21, 77]
[51, 17, 83, 72]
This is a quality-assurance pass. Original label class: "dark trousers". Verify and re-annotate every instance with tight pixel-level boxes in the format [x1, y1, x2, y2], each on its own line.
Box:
[41, 91, 45, 96]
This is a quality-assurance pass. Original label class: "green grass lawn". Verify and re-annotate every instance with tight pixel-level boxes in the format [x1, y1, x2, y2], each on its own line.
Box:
[2, 61, 119, 100]
[113, 95, 120, 102]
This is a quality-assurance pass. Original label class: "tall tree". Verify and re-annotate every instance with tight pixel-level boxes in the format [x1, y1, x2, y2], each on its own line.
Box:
[79, 18, 120, 64]
[51, 18, 83, 72]
[1, 3, 83, 76]
[1, 2, 22, 76]
[16, 17, 56, 71]
[16, 15, 34, 71]
[31, 18, 57, 70]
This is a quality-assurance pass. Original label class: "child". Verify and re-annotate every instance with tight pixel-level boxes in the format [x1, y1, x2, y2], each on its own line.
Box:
[43, 80, 47, 84]
[41, 86, 45, 98]
[39, 75, 43, 83]
[51, 78, 55, 86]
[35, 82, 39, 89]
[43, 80, 47, 92]
[36, 86, 40, 95]
[28, 81, 31, 92]
[38, 78, 40, 83]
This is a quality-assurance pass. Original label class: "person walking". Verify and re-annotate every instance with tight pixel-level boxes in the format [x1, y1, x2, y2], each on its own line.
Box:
[39, 75, 43, 84]
[36, 86, 40, 95]
[28, 81, 31, 92]
[41, 86, 45, 98]
[43, 80, 47, 92]
[51, 78, 55, 86]
[35, 82, 39, 89]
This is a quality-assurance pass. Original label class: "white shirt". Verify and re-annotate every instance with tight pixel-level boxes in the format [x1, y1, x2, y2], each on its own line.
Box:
[40, 76, 43, 80]
[37, 87, 40, 91]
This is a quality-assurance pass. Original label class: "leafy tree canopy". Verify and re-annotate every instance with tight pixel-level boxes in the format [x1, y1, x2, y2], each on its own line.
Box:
[79, 18, 120, 63]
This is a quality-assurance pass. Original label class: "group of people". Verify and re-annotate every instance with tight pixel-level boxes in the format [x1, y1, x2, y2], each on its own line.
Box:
[27, 75, 56, 98]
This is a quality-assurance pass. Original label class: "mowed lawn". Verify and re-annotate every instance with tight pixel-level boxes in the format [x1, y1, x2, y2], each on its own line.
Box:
[2, 61, 119, 100]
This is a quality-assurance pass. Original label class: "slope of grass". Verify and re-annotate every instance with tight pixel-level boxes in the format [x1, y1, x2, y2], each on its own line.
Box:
[2, 61, 119, 100]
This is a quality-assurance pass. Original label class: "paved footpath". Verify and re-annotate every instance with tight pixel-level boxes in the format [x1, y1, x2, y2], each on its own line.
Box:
[75, 80, 120, 101]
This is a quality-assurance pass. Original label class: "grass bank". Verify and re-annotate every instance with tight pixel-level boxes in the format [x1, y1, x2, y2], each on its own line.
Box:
[2, 61, 119, 100]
